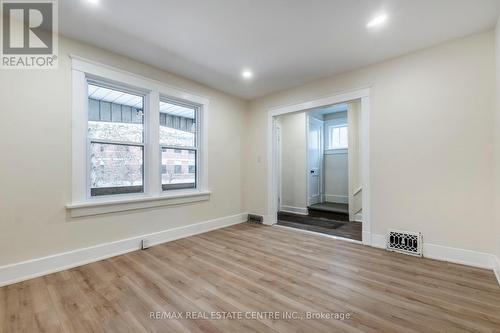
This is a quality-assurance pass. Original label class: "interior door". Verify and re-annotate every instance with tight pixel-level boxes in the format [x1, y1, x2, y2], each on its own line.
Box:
[308, 116, 323, 205]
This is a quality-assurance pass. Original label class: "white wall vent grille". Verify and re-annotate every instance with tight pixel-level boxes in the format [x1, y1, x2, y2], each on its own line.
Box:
[387, 229, 423, 257]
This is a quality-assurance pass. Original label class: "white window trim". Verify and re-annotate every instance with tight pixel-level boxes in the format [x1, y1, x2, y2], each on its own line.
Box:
[67, 55, 210, 217]
[326, 124, 348, 150]
[159, 96, 200, 191]
[86, 80, 148, 198]
[324, 148, 348, 155]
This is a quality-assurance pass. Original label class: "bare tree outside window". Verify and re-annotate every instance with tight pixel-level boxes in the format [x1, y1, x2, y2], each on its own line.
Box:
[87, 83, 145, 196]
[159, 99, 198, 191]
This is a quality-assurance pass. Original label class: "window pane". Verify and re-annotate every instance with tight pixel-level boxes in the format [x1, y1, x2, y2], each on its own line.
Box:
[159, 100, 196, 147]
[90, 143, 144, 196]
[339, 126, 348, 147]
[329, 126, 348, 149]
[161, 148, 196, 190]
[332, 127, 341, 148]
[88, 84, 144, 143]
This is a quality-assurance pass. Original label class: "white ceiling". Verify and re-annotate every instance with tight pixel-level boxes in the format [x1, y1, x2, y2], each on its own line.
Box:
[60, 0, 500, 100]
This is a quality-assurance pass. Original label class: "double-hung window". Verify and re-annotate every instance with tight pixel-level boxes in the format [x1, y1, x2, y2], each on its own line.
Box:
[87, 83, 145, 197]
[68, 57, 209, 217]
[159, 99, 199, 190]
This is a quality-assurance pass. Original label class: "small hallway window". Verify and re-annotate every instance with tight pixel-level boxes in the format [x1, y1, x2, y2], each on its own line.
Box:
[328, 125, 348, 149]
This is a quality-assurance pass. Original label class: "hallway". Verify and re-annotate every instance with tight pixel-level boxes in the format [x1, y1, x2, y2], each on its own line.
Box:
[277, 205, 362, 241]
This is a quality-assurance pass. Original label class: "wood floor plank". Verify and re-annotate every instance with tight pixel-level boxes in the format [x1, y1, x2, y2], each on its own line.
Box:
[1, 223, 499, 333]
[144, 243, 335, 332]
[192, 230, 467, 331]
[177, 238, 423, 333]
[0, 286, 4, 333]
[214, 229, 500, 311]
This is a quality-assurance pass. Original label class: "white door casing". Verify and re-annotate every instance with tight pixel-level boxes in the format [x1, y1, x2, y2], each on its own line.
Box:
[347, 100, 362, 221]
[267, 88, 370, 245]
[276, 120, 282, 211]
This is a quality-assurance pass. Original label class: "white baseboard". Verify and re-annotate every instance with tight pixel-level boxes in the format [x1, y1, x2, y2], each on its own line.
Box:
[494, 255, 500, 286]
[362, 231, 372, 246]
[370, 233, 499, 275]
[261, 214, 276, 225]
[324, 194, 348, 204]
[353, 213, 363, 222]
[423, 243, 495, 270]
[371, 233, 386, 248]
[280, 205, 308, 215]
[0, 213, 248, 287]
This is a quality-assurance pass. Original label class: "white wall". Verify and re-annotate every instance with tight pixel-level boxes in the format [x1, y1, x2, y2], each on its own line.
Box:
[278, 112, 307, 211]
[495, 20, 500, 266]
[324, 111, 349, 203]
[0, 37, 247, 266]
[347, 101, 362, 217]
[244, 31, 496, 253]
[1, 28, 498, 276]
[324, 153, 348, 203]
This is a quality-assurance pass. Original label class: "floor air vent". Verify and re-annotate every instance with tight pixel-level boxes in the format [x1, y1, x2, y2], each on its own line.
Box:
[387, 229, 422, 257]
[248, 214, 263, 224]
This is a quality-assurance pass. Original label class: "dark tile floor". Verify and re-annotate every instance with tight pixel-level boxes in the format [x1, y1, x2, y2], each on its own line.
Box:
[278, 206, 362, 241]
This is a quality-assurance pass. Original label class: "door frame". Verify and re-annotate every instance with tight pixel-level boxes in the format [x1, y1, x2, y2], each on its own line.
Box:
[266, 88, 371, 245]
[275, 119, 282, 212]
[306, 114, 324, 207]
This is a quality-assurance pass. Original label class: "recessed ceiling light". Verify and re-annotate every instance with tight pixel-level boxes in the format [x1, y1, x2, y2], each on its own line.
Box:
[87, 0, 99, 5]
[366, 13, 388, 29]
[241, 69, 253, 79]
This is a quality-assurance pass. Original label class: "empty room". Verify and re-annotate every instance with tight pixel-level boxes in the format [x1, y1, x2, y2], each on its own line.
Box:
[1, 0, 500, 332]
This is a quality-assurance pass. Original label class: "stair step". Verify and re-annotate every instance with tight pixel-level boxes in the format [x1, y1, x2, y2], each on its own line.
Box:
[277, 211, 345, 229]
[308, 203, 349, 215]
[307, 203, 348, 221]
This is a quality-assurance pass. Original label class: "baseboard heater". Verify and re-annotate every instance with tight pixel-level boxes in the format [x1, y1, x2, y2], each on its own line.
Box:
[387, 229, 423, 257]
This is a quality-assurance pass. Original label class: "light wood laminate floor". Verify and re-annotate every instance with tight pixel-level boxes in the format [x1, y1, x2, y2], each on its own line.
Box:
[1, 223, 500, 332]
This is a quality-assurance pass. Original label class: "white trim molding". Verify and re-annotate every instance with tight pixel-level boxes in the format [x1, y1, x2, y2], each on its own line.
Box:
[353, 212, 363, 222]
[324, 148, 348, 155]
[67, 190, 211, 217]
[69, 55, 210, 216]
[0, 213, 248, 287]
[494, 255, 500, 286]
[267, 88, 370, 117]
[267, 87, 371, 244]
[280, 205, 308, 215]
[423, 243, 496, 269]
[371, 233, 499, 277]
[370, 233, 386, 248]
[71, 55, 210, 106]
[261, 214, 275, 226]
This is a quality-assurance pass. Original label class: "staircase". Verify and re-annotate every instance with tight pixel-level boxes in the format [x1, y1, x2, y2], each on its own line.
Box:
[307, 202, 349, 221]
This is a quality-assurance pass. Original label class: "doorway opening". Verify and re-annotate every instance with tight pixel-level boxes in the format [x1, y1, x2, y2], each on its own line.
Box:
[268, 89, 369, 243]
[275, 101, 362, 241]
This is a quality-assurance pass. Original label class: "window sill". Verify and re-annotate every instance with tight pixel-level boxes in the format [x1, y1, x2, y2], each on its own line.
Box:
[66, 190, 211, 218]
[325, 148, 348, 155]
